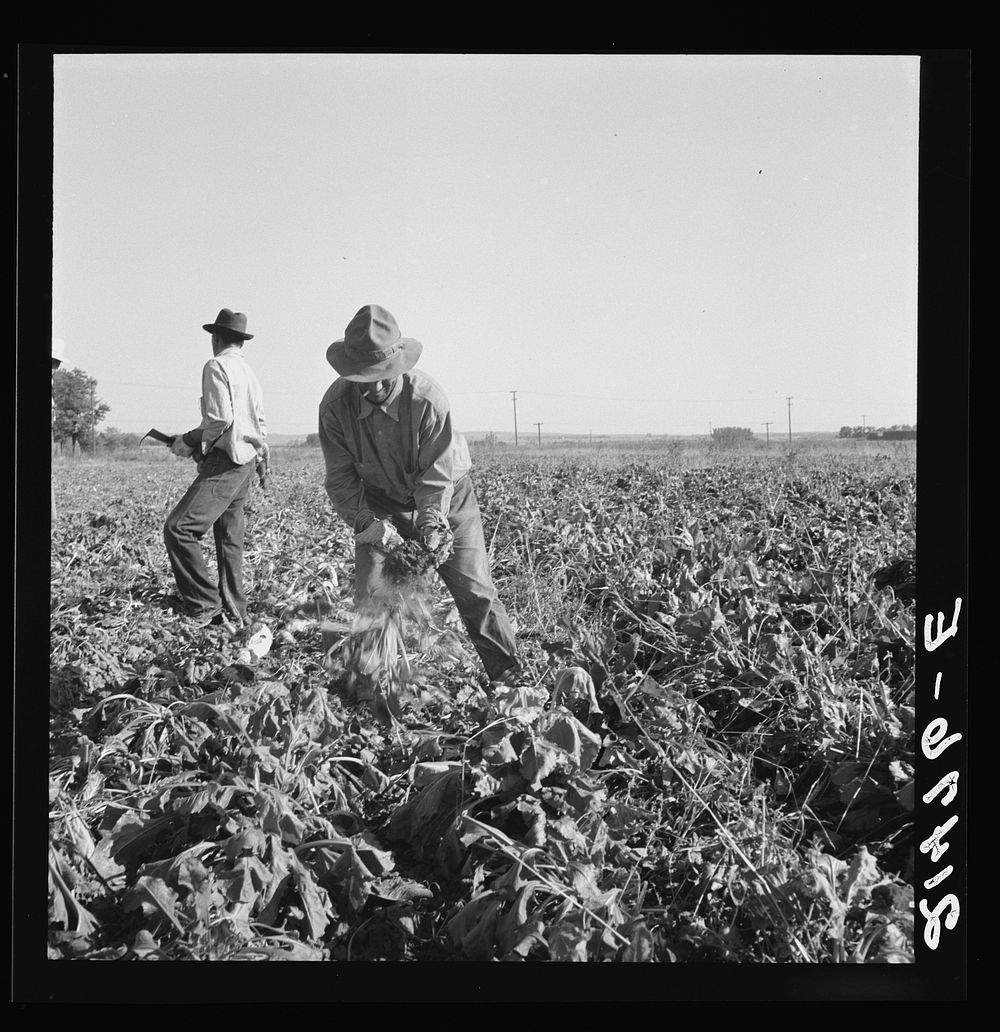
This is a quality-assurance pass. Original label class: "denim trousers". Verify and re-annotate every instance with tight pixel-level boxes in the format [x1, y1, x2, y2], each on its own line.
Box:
[354, 475, 520, 681]
[163, 450, 255, 620]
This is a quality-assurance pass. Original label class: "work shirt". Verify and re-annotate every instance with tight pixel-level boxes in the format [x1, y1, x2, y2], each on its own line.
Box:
[195, 346, 267, 466]
[318, 369, 471, 530]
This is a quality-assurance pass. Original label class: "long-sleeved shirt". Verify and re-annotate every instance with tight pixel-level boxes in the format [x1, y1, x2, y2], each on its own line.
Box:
[194, 346, 267, 466]
[318, 369, 471, 530]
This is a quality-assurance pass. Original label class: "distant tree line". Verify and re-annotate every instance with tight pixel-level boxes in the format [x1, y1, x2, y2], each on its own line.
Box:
[711, 426, 755, 447]
[838, 424, 917, 440]
[54, 426, 146, 455]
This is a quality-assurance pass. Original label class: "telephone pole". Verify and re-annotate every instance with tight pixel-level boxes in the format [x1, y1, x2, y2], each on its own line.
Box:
[91, 383, 97, 453]
[862, 414, 867, 435]
[785, 396, 793, 448]
[510, 390, 519, 447]
[534, 422, 543, 447]
[762, 421, 771, 445]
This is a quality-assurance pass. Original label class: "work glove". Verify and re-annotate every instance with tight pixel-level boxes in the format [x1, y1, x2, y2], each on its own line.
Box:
[354, 509, 376, 533]
[170, 435, 196, 458]
[355, 518, 404, 551]
[417, 510, 454, 563]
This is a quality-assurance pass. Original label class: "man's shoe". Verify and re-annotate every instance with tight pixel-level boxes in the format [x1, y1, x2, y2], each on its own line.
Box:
[214, 611, 240, 633]
[177, 607, 229, 631]
[490, 664, 524, 689]
[224, 612, 248, 633]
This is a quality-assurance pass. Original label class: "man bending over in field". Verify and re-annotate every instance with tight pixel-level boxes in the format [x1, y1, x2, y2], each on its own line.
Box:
[163, 308, 268, 629]
[318, 304, 522, 688]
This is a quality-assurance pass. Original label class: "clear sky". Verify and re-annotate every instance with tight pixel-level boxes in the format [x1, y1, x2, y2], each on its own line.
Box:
[52, 52, 920, 438]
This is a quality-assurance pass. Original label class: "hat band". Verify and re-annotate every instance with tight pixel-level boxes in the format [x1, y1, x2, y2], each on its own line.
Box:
[349, 341, 400, 363]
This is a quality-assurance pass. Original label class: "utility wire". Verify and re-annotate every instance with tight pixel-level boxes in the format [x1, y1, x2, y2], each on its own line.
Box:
[99, 379, 313, 396]
[97, 378, 802, 405]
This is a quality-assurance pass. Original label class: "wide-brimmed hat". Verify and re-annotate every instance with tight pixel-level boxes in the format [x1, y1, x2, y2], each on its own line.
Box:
[51, 338, 67, 364]
[203, 308, 254, 340]
[326, 305, 422, 381]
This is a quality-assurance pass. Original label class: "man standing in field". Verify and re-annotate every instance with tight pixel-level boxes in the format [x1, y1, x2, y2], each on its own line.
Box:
[163, 308, 268, 629]
[318, 304, 522, 687]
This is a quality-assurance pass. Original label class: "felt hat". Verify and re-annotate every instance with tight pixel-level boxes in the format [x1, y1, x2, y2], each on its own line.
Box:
[326, 305, 422, 381]
[203, 308, 254, 340]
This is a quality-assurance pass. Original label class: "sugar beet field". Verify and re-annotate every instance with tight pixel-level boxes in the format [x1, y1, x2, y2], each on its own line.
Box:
[48, 443, 917, 964]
